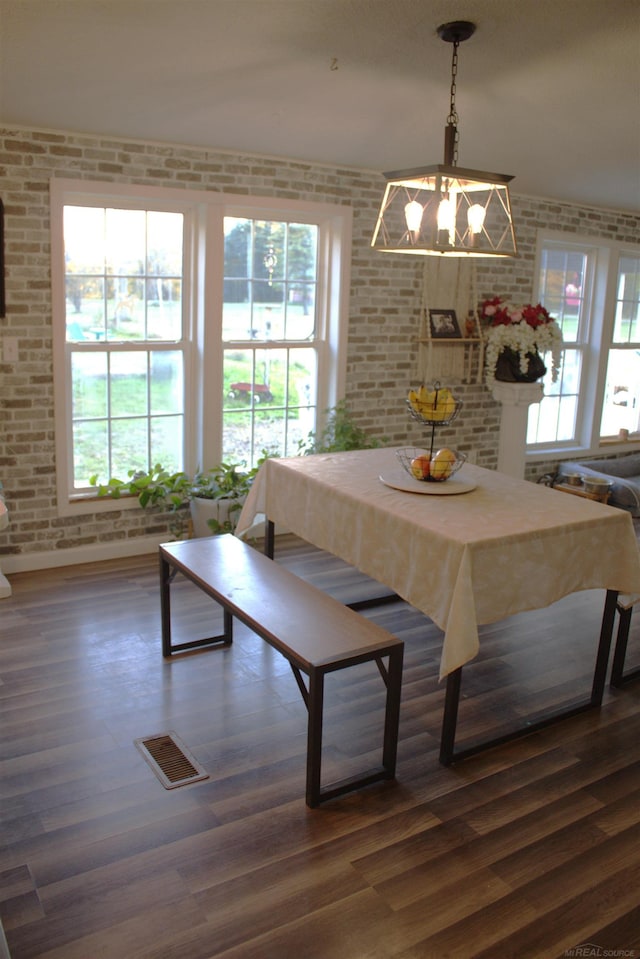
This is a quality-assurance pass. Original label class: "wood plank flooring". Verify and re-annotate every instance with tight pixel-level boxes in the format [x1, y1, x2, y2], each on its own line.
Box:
[1, 533, 639, 959]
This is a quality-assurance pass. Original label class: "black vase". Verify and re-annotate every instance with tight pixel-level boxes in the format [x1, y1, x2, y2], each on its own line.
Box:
[495, 348, 546, 383]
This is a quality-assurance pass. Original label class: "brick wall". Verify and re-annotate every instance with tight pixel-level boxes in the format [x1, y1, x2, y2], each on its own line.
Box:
[1, 125, 638, 567]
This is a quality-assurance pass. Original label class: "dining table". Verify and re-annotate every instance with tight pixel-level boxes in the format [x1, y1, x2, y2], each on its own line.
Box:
[236, 447, 640, 764]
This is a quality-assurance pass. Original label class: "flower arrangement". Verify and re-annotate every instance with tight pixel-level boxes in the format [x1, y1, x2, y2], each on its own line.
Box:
[480, 296, 563, 387]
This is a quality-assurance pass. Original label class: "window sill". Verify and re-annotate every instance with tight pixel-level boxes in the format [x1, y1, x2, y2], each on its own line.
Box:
[600, 435, 640, 447]
[527, 440, 640, 463]
[58, 493, 139, 519]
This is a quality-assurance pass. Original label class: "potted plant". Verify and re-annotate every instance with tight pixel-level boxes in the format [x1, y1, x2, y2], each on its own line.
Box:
[189, 461, 259, 536]
[480, 296, 563, 388]
[89, 459, 261, 539]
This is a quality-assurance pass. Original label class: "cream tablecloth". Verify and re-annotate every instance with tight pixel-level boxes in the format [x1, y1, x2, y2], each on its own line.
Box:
[236, 449, 640, 679]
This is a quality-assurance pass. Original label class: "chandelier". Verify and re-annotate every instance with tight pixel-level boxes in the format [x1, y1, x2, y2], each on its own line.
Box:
[371, 21, 517, 258]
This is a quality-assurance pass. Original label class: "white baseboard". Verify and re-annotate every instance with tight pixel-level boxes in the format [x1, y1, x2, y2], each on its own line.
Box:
[0, 535, 164, 575]
[0, 525, 284, 577]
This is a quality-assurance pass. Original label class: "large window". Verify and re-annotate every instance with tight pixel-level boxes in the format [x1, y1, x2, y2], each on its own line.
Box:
[222, 217, 319, 465]
[527, 233, 640, 454]
[62, 205, 186, 486]
[527, 244, 590, 446]
[600, 255, 640, 439]
[51, 181, 351, 514]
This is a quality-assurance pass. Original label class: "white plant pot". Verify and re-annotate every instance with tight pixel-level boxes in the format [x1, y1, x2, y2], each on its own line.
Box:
[189, 495, 270, 539]
[189, 496, 242, 538]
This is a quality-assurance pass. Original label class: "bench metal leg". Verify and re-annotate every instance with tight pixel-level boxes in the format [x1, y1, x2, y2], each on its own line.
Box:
[611, 602, 639, 687]
[306, 668, 324, 807]
[379, 648, 403, 779]
[159, 552, 233, 656]
[439, 589, 618, 766]
[297, 648, 403, 808]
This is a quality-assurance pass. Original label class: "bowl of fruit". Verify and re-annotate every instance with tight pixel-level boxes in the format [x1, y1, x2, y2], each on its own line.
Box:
[406, 384, 461, 426]
[396, 446, 466, 483]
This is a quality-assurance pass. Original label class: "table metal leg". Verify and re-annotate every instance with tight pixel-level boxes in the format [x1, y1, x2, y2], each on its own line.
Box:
[591, 589, 618, 702]
[439, 667, 462, 766]
[611, 601, 639, 687]
[265, 519, 275, 559]
[439, 589, 619, 766]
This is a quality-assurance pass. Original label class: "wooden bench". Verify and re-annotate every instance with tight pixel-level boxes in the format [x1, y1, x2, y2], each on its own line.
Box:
[159, 535, 404, 807]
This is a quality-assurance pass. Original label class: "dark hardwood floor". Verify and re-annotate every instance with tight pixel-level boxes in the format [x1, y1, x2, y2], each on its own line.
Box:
[1, 533, 639, 959]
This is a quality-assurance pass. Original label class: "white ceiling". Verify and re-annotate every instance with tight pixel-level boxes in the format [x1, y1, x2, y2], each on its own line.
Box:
[1, 0, 639, 213]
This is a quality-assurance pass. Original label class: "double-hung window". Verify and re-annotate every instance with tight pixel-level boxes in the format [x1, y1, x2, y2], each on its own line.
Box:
[59, 202, 188, 487]
[51, 181, 351, 514]
[601, 254, 640, 439]
[527, 232, 640, 454]
[221, 216, 321, 466]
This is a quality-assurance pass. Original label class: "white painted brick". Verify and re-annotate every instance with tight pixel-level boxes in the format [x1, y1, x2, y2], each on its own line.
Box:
[0, 124, 638, 560]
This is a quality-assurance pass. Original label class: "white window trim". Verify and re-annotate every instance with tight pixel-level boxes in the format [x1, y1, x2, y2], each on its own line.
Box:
[527, 229, 640, 462]
[51, 179, 352, 517]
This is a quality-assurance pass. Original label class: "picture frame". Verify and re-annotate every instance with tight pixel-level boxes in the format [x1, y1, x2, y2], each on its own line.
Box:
[429, 308, 461, 339]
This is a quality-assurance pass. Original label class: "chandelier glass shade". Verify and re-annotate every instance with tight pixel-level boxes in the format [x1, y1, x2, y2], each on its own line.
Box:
[371, 22, 518, 258]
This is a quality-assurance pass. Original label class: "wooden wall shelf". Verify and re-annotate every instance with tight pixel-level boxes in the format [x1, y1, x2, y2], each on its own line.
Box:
[417, 338, 482, 345]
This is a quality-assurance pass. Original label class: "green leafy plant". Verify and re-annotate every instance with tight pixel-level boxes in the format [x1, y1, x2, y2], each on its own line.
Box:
[189, 461, 261, 534]
[89, 458, 264, 538]
[298, 400, 382, 454]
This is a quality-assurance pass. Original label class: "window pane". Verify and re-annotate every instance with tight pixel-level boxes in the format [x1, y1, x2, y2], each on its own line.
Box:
[222, 410, 253, 467]
[222, 279, 251, 339]
[66, 276, 107, 340]
[537, 248, 587, 343]
[111, 418, 149, 477]
[613, 255, 640, 343]
[223, 216, 318, 343]
[287, 347, 317, 451]
[105, 209, 145, 276]
[600, 348, 640, 437]
[72, 352, 107, 418]
[286, 283, 316, 340]
[288, 223, 318, 279]
[222, 345, 317, 465]
[147, 211, 183, 275]
[111, 279, 144, 340]
[225, 349, 272, 407]
[150, 352, 183, 414]
[254, 280, 284, 339]
[151, 415, 183, 471]
[64, 206, 105, 274]
[557, 394, 578, 442]
[146, 279, 182, 340]
[528, 395, 557, 445]
[110, 352, 148, 417]
[528, 347, 581, 445]
[74, 419, 108, 487]
[254, 221, 285, 282]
